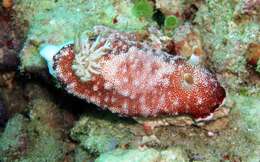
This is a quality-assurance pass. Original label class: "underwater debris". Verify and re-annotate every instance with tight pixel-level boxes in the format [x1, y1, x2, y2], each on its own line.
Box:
[41, 27, 225, 119]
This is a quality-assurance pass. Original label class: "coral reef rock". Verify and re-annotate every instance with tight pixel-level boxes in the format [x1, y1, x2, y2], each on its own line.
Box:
[16, 0, 148, 76]
[95, 147, 188, 162]
[0, 8, 27, 70]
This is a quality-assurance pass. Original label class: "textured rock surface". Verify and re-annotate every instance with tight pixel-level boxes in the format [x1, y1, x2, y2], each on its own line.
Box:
[231, 95, 260, 144]
[0, 114, 28, 161]
[194, 0, 260, 94]
[0, 7, 27, 70]
[0, 83, 77, 162]
[70, 113, 135, 154]
[15, 0, 149, 76]
[95, 147, 189, 162]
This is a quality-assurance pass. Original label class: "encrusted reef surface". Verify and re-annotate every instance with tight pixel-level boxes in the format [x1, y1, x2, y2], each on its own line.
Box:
[0, 0, 260, 162]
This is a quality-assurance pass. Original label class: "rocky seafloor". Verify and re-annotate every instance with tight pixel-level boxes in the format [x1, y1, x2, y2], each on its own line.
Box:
[0, 0, 259, 161]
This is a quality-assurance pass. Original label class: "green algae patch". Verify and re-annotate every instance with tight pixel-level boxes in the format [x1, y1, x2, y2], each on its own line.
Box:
[0, 114, 66, 162]
[230, 95, 260, 143]
[132, 0, 154, 19]
[19, 134, 65, 162]
[96, 148, 159, 162]
[195, 0, 259, 75]
[73, 146, 96, 162]
[95, 147, 189, 162]
[20, 100, 66, 162]
[194, 0, 260, 95]
[226, 95, 260, 161]
[70, 113, 135, 154]
[164, 16, 179, 30]
[0, 84, 73, 162]
[0, 114, 28, 161]
[19, 41, 46, 72]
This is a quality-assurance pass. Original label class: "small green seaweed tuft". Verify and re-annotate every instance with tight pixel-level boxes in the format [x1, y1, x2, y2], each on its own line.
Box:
[164, 15, 179, 30]
[132, 0, 154, 19]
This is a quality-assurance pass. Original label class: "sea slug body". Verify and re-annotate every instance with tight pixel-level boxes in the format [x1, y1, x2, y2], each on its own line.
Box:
[43, 27, 226, 119]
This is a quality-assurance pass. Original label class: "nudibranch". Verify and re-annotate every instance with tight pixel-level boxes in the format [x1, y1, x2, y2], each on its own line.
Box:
[40, 26, 225, 119]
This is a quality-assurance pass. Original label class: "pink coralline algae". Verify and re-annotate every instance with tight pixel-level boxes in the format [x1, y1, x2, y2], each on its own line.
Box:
[52, 27, 225, 119]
